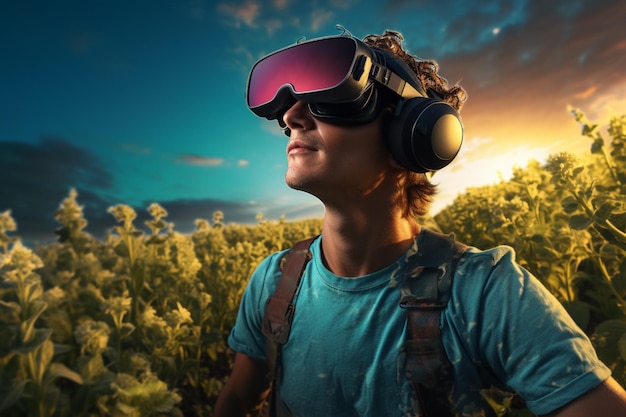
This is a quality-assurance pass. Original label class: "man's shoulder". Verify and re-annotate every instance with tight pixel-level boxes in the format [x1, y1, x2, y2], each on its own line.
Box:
[456, 243, 519, 272]
[252, 237, 321, 292]
[417, 228, 519, 271]
[245, 249, 292, 299]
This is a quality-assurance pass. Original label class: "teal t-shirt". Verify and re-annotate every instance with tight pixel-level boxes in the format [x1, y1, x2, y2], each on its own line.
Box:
[228, 231, 611, 416]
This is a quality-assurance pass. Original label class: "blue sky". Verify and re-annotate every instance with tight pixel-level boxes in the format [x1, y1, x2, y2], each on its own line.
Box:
[1, 0, 625, 243]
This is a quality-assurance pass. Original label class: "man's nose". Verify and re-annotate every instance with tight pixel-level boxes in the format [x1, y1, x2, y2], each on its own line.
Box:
[282, 101, 315, 134]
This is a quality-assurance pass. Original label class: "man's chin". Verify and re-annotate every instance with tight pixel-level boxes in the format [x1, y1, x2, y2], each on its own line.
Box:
[285, 176, 315, 194]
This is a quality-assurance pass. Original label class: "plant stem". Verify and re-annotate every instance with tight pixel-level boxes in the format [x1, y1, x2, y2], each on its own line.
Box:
[601, 218, 626, 243]
[594, 254, 626, 315]
[597, 133, 622, 186]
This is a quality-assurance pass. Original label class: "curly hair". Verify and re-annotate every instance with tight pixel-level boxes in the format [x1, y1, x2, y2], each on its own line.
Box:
[363, 30, 467, 218]
[363, 30, 467, 111]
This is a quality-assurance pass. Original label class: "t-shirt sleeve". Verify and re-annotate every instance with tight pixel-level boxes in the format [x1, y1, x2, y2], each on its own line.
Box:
[227, 251, 286, 360]
[449, 246, 612, 415]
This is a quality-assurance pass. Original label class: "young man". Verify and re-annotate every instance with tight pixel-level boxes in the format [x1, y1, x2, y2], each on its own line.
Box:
[214, 30, 626, 416]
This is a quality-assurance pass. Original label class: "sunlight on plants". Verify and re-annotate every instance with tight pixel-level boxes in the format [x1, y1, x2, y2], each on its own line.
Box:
[0, 108, 624, 416]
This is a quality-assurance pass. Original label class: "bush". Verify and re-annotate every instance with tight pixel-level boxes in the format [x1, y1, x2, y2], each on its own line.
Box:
[1, 108, 624, 416]
[0, 198, 321, 417]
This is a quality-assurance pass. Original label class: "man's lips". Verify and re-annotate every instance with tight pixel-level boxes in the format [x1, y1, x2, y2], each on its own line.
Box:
[287, 140, 317, 155]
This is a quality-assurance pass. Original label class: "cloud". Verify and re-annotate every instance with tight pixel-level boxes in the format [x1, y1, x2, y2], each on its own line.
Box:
[438, 0, 626, 101]
[173, 154, 251, 168]
[574, 86, 600, 100]
[453, 136, 494, 158]
[5, 0, 625, 246]
[430, 142, 553, 214]
[0, 136, 117, 244]
[273, 0, 289, 8]
[0, 136, 311, 245]
[328, 0, 354, 9]
[407, 0, 626, 173]
[175, 154, 225, 166]
[310, 9, 334, 31]
[263, 200, 324, 221]
[418, 0, 626, 214]
[262, 18, 284, 35]
[117, 143, 152, 155]
[133, 198, 260, 232]
[127, 196, 322, 236]
[217, 0, 261, 28]
[424, 1, 626, 211]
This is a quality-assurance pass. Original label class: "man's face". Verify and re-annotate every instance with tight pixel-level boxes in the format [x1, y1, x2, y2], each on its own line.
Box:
[282, 100, 393, 202]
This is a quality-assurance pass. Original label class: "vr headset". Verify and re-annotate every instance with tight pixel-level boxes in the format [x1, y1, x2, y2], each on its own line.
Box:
[246, 35, 463, 173]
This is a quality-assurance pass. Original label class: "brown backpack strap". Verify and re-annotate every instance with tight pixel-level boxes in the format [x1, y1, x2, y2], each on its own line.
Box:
[261, 236, 316, 417]
[400, 229, 468, 417]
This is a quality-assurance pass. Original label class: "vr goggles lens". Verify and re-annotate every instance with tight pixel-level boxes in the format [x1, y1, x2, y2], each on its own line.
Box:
[247, 36, 422, 121]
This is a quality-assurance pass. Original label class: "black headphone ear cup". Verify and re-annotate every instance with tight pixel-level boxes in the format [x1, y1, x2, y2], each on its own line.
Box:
[386, 98, 463, 172]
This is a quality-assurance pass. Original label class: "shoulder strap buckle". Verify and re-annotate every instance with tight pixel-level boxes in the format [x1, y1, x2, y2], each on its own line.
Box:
[399, 298, 446, 310]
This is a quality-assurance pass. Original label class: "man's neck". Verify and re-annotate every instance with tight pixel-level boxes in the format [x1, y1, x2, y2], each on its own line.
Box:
[319, 208, 420, 277]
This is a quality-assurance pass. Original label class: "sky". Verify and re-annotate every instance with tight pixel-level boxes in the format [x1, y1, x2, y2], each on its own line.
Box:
[1, 0, 625, 244]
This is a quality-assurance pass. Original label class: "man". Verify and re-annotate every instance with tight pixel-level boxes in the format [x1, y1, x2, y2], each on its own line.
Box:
[214, 29, 626, 416]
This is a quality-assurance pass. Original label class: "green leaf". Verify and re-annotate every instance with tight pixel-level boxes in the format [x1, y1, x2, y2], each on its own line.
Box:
[583, 123, 599, 137]
[52, 343, 74, 356]
[569, 214, 593, 230]
[120, 322, 136, 339]
[0, 300, 21, 322]
[615, 259, 626, 294]
[609, 210, 626, 230]
[19, 301, 48, 344]
[54, 226, 71, 243]
[37, 339, 54, 370]
[26, 280, 44, 303]
[619, 333, 626, 362]
[47, 362, 84, 385]
[207, 345, 218, 361]
[594, 223, 626, 246]
[114, 242, 130, 258]
[15, 328, 51, 354]
[590, 137, 604, 154]
[563, 300, 591, 331]
[145, 219, 167, 230]
[116, 402, 138, 414]
[146, 235, 167, 245]
[80, 354, 105, 382]
[0, 380, 27, 412]
[600, 243, 621, 258]
[595, 201, 618, 219]
[561, 196, 580, 213]
[593, 320, 626, 365]
[530, 234, 546, 243]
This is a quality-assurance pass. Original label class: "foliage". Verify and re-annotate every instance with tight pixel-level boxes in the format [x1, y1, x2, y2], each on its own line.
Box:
[435, 109, 626, 414]
[0, 197, 322, 417]
[1, 109, 625, 416]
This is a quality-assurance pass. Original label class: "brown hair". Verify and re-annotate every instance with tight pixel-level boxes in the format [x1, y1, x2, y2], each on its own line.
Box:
[363, 30, 467, 218]
[363, 30, 467, 111]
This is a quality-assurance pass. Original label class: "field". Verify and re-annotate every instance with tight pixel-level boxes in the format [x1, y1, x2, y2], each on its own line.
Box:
[1, 109, 625, 416]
